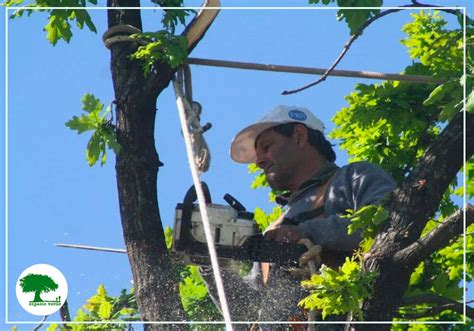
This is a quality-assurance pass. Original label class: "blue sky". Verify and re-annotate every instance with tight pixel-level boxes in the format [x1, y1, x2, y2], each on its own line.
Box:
[1, 0, 472, 328]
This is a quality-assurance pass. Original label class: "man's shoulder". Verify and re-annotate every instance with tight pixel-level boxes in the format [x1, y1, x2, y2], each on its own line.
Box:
[338, 161, 387, 175]
[332, 161, 395, 184]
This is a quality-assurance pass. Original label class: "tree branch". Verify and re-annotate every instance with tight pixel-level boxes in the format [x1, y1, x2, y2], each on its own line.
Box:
[145, 0, 221, 96]
[282, 2, 470, 95]
[182, 0, 220, 52]
[395, 294, 474, 319]
[393, 204, 474, 268]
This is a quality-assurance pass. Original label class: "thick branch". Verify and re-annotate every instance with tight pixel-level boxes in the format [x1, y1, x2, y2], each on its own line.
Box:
[282, 3, 469, 95]
[145, 0, 220, 96]
[396, 294, 474, 319]
[393, 205, 474, 267]
[183, 0, 220, 52]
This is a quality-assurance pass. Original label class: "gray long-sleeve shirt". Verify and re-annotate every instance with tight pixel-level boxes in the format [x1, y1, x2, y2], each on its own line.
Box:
[201, 161, 396, 323]
[289, 161, 396, 251]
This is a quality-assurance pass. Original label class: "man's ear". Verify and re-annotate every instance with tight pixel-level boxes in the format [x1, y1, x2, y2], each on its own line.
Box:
[293, 124, 308, 147]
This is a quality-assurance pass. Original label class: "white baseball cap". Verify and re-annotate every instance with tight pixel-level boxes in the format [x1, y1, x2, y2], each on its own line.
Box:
[230, 105, 325, 164]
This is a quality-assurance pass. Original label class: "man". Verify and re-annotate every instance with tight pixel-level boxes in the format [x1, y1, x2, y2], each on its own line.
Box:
[201, 105, 396, 327]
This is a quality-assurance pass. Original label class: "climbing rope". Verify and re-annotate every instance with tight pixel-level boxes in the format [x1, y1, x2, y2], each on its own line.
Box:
[177, 65, 212, 174]
[102, 25, 147, 49]
[173, 68, 233, 331]
[298, 239, 323, 330]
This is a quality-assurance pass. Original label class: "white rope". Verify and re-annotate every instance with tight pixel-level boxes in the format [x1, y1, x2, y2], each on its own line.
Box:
[172, 76, 233, 331]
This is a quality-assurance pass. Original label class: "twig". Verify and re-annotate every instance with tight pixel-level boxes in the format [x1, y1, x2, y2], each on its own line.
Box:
[33, 315, 49, 331]
[396, 293, 474, 319]
[60, 300, 72, 329]
[282, 2, 469, 95]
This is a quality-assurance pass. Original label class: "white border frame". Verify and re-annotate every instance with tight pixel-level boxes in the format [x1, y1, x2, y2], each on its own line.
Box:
[4, 4, 469, 326]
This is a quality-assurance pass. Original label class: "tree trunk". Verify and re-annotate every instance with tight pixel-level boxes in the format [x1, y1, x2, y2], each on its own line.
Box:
[107, 0, 185, 326]
[352, 111, 474, 330]
[33, 291, 43, 302]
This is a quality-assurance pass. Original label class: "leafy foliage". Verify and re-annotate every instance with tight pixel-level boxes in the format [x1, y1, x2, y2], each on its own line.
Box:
[155, 0, 195, 34]
[47, 285, 139, 330]
[179, 265, 222, 323]
[248, 163, 284, 231]
[129, 31, 188, 76]
[342, 205, 388, 252]
[299, 258, 378, 319]
[253, 206, 282, 232]
[3, 0, 98, 45]
[330, 10, 472, 326]
[164, 225, 222, 323]
[66, 94, 121, 167]
[344, 205, 388, 239]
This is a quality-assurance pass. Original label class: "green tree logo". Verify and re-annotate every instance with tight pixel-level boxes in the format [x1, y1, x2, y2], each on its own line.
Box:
[16, 264, 68, 316]
[19, 273, 59, 303]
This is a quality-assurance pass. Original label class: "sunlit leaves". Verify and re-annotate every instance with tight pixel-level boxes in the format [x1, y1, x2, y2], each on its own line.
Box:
[179, 266, 221, 322]
[4, 0, 98, 46]
[129, 31, 188, 76]
[151, 0, 194, 34]
[299, 258, 378, 319]
[336, 0, 382, 35]
[46, 285, 139, 330]
[66, 94, 120, 167]
[253, 206, 282, 232]
[164, 225, 173, 250]
[343, 205, 388, 240]
[401, 11, 463, 76]
[330, 72, 440, 181]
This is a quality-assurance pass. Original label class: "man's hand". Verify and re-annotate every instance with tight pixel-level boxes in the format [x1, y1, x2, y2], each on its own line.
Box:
[264, 224, 301, 244]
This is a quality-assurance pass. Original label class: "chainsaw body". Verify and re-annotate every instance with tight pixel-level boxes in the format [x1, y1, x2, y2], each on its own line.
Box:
[171, 183, 307, 268]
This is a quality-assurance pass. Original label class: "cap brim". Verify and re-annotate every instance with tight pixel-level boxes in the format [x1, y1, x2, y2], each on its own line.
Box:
[230, 122, 281, 163]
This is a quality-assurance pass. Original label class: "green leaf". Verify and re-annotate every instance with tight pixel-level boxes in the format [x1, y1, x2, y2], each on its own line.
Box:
[44, 12, 73, 45]
[98, 300, 113, 319]
[1, 0, 23, 6]
[164, 226, 173, 250]
[438, 99, 460, 122]
[82, 93, 104, 114]
[67, 94, 120, 166]
[130, 31, 188, 77]
[86, 132, 101, 167]
[46, 324, 59, 331]
[65, 115, 94, 134]
[300, 258, 378, 319]
[422, 80, 458, 106]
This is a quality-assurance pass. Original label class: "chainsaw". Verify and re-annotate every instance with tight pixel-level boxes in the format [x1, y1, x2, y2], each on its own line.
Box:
[171, 182, 307, 268]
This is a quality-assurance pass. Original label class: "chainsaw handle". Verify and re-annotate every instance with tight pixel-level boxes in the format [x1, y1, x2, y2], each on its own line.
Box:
[223, 193, 246, 212]
[183, 181, 212, 205]
[175, 182, 212, 251]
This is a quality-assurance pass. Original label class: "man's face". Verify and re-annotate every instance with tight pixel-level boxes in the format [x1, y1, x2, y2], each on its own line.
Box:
[255, 128, 299, 191]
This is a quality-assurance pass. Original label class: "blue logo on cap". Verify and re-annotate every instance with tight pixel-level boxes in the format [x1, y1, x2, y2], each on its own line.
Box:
[288, 110, 307, 121]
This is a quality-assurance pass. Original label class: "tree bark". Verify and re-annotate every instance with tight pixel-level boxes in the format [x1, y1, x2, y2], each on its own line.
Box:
[352, 111, 474, 330]
[107, 0, 185, 327]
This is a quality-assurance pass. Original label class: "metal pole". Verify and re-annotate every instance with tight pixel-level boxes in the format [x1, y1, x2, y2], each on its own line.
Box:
[55, 243, 127, 254]
[187, 57, 446, 84]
